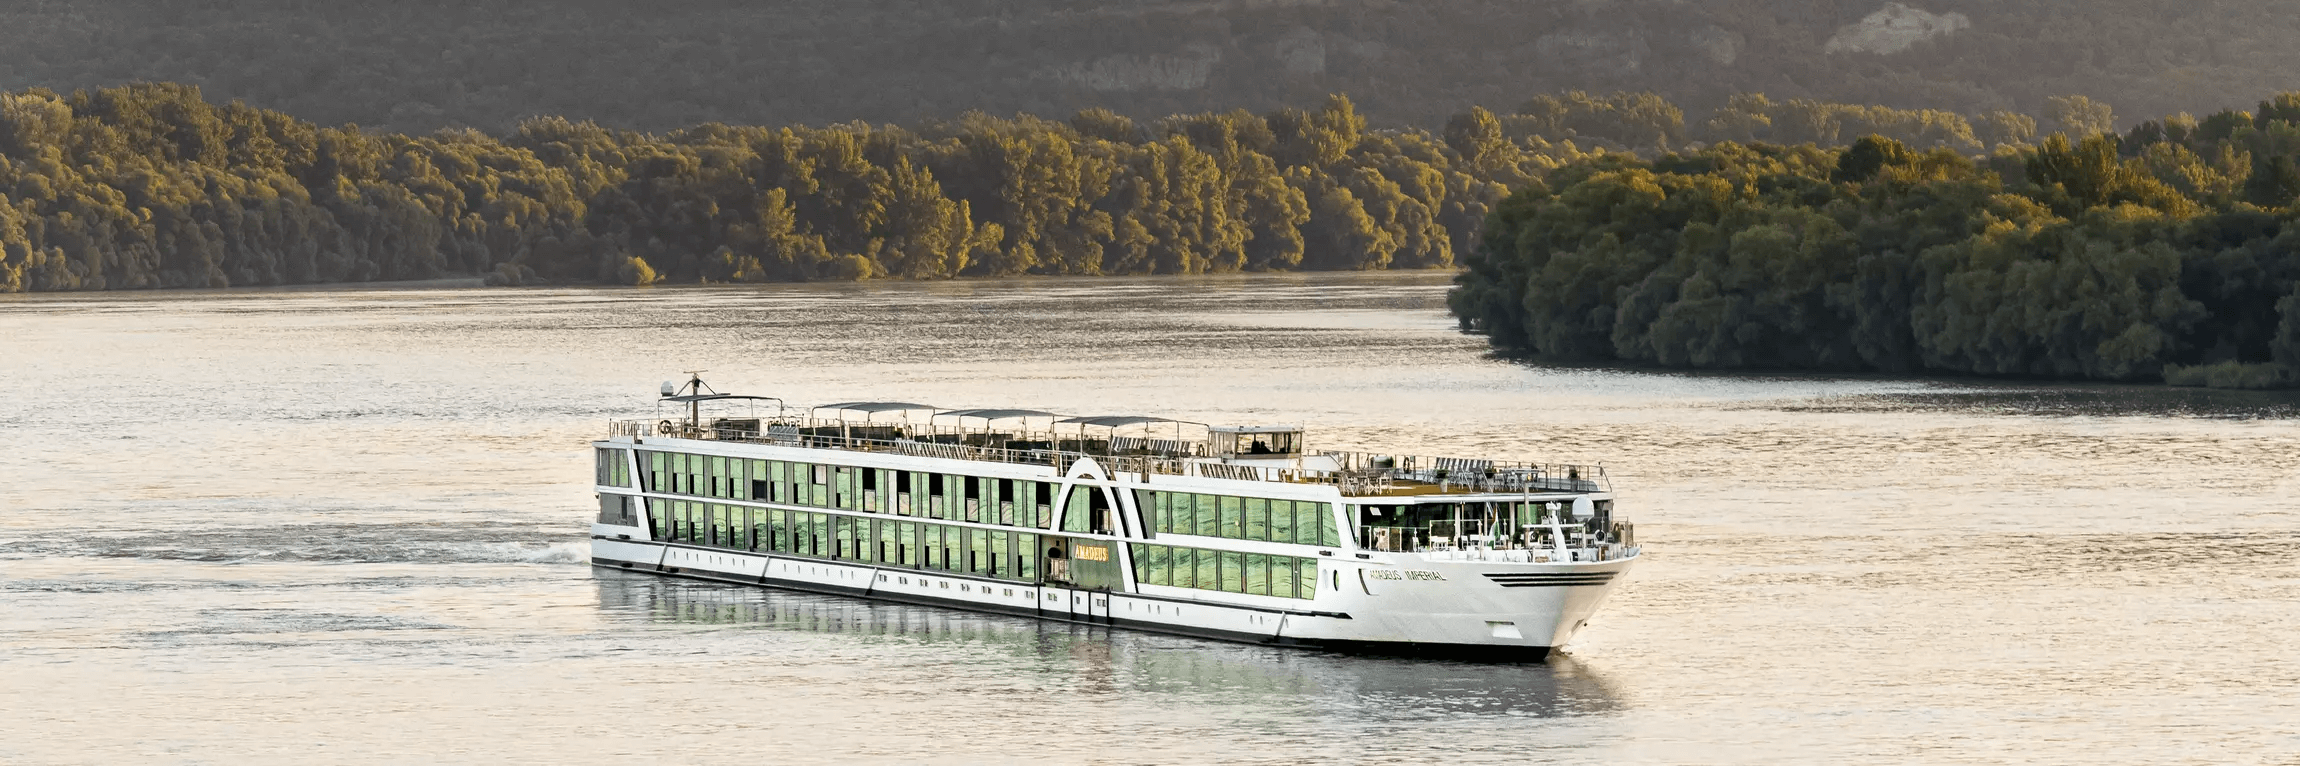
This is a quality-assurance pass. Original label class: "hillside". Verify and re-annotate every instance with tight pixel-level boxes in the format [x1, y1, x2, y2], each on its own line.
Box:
[3, 0, 2296, 134]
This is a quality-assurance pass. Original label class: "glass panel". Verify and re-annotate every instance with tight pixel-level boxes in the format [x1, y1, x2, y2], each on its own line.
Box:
[1062, 487, 1090, 533]
[969, 528, 988, 574]
[943, 525, 962, 572]
[1245, 553, 1269, 596]
[1194, 494, 1217, 537]
[1273, 556, 1296, 598]
[1218, 496, 1242, 539]
[1129, 544, 1147, 583]
[1244, 498, 1269, 541]
[1168, 547, 1192, 588]
[1270, 500, 1295, 543]
[752, 510, 768, 552]
[1148, 545, 1171, 587]
[1299, 559, 1318, 598]
[1153, 491, 1171, 534]
[1296, 503, 1321, 546]
[991, 530, 1009, 577]
[1219, 551, 1244, 592]
[900, 522, 919, 566]
[1017, 533, 1038, 580]
[1317, 504, 1341, 547]
[1193, 548, 1217, 590]
[647, 498, 668, 539]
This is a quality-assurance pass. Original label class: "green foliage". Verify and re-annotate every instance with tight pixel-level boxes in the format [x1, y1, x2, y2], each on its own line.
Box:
[1455, 89, 2300, 386]
[0, 85, 1517, 292]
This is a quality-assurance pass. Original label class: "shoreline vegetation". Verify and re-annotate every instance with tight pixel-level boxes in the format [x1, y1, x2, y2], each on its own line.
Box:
[8, 83, 2300, 388]
[0, 82, 2152, 297]
[1450, 93, 2300, 390]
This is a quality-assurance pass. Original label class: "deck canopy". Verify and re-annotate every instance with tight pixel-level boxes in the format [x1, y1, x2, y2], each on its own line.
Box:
[936, 408, 1061, 421]
[1057, 415, 1183, 428]
[660, 393, 782, 404]
[815, 401, 939, 413]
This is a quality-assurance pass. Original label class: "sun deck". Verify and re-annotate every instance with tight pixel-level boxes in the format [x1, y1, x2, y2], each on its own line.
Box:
[607, 417, 1606, 498]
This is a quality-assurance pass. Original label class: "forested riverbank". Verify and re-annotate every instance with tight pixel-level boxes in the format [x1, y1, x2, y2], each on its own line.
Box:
[1449, 93, 2300, 388]
[0, 82, 2157, 294]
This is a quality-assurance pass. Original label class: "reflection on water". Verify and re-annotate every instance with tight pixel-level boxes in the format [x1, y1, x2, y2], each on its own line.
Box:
[1783, 384, 2300, 419]
[592, 570, 1622, 721]
[3, 272, 2295, 765]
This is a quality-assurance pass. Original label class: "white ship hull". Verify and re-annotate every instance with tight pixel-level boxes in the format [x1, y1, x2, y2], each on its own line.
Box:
[589, 521, 1634, 660]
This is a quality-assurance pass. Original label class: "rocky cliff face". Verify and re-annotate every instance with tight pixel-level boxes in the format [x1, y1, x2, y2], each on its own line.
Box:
[0, 0, 2289, 132]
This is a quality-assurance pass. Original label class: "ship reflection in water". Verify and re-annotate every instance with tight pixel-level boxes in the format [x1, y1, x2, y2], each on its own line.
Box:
[591, 570, 1623, 722]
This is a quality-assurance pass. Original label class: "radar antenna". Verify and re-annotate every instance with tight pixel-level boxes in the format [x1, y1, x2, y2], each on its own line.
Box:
[667, 371, 716, 427]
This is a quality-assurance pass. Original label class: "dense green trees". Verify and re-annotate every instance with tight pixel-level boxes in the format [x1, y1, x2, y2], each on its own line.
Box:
[4, 85, 1575, 291]
[1453, 93, 2300, 387]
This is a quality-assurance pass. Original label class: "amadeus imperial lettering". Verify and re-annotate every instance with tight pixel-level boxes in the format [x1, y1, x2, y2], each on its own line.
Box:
[587, 375, 1641, 660]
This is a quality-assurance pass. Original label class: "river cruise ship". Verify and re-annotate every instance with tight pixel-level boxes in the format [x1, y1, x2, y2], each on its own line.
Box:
[589, 376, 1640, 660]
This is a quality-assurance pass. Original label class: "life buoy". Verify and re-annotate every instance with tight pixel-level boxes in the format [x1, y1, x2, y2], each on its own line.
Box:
[657, 419, 675, 435]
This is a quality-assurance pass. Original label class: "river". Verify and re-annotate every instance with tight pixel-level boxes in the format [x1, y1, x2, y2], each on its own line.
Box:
[2, 272, 2294, 765]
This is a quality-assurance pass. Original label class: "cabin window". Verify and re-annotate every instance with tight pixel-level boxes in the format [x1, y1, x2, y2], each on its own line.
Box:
[1245, 553, 1269, 596]
[1273, 557, 1298, 598]
[1062, 487, 1091, 533]
[989, 530, 1009, 577]
[1217, 496, 1242, 539]
[752, 513, 770, 552]
[812, 464, 829, 486]
[968, 528, 988, 574]
[595, 449, 627, 487]
[1218, 551, 1245, 593]
[942, 526, 963, 572]
[1244, 498, 1270, 541]
[1269, 500, 1296, 543]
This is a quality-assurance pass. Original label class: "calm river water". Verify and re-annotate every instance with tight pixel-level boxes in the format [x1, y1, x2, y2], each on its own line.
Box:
[2, 272, 2295, 765]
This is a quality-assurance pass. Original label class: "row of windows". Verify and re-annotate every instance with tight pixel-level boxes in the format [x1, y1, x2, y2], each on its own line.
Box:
[615, 449, 1340, 550]
[649, 499, 1043, 582]
[1127, 544, 1320, 601]
[639, 450, 1073, 530]
[1139, 490, 1341, 547]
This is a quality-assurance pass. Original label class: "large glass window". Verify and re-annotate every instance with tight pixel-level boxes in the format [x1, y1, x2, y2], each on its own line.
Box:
[1273, 556, 1297, 598]
[1244, 498, 1269, 541]
[1062, 486, 1090, 533]
[1244, 553, 1268, 596]
[1017, 533, 1039, 580]
[1218, 551, 1244, 593]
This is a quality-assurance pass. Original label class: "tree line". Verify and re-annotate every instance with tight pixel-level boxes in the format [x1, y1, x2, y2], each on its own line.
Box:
[1451, 92, 2300, 388]
[1, 84, 1592, 291]
[1, 83, 2160, 295]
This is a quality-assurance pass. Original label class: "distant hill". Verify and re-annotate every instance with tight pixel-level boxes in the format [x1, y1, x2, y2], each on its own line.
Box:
[3, 0, 2295, 133]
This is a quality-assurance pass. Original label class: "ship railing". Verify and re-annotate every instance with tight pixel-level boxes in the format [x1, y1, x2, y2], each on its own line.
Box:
[608, 420, 1597, 496]
[1318, 450, 1609, 492]
[1416, 545, 1633, 564]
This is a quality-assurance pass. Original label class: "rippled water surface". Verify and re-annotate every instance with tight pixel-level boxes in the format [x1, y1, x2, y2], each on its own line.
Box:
[4, 272, 2297, 765]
